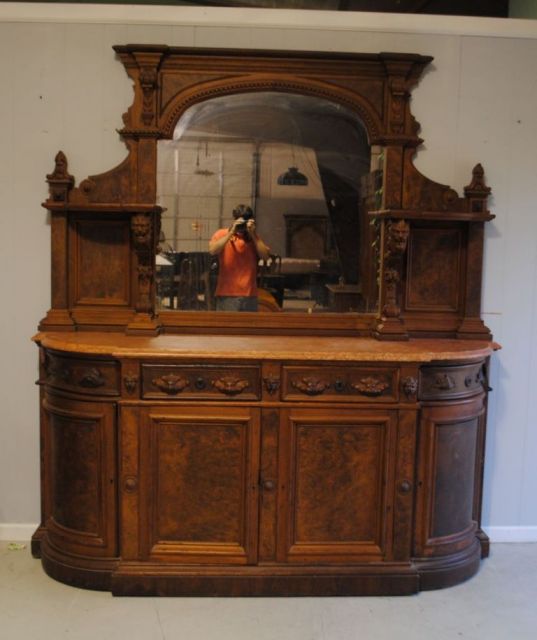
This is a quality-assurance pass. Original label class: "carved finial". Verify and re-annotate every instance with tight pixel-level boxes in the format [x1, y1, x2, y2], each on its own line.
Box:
[46, 151, 74, 202]
[464, 164, 491, 213]
[464, 164, 491, 197]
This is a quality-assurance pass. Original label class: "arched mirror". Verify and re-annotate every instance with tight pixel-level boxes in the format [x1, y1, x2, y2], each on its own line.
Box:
[156, 92, 382, 315]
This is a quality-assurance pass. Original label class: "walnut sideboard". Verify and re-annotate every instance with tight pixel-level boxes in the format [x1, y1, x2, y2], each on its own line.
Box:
[31, 332, 494, 596]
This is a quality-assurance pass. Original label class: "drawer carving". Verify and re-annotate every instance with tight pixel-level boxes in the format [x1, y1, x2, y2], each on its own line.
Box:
[78, 367, 106, 389]
[212, 375, 250, 396]
[292, 376, 330, 396]
[419, 362, 486, 400]
[283, 366, 398, 402]
[43, 351, 119, 396]
[141, 364, 261, 400]
[151, 373, 190, 395]
[350, 376, 390, 397]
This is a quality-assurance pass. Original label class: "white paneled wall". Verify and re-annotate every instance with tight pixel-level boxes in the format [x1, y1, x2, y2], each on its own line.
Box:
[1, 5, 536, 540]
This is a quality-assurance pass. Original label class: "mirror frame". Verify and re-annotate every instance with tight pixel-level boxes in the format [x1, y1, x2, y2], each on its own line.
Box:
[40, 45, 493, 340]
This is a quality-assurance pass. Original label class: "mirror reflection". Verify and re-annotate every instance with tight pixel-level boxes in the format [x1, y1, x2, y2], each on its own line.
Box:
[157, 92, 381, 313]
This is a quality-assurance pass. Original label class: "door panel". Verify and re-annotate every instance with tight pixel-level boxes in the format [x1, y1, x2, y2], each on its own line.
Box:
[138, 406, 260, 564]
[278, 408, 397, 563]
[43, 393, 117, 557]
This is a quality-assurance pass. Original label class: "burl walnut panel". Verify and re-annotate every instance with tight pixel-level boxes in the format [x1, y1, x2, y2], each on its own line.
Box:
[280, 409, 396, 562]
[71, 217, 131, 306]
[432, 418, 478, 539]
[405, 225, 462, 312]
[141, 406, 260, 563]
[43, 394, 116, 556]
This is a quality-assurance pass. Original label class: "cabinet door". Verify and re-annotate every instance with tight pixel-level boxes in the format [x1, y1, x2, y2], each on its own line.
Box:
[277, 408, 398, 563]
[43, 393, 117, 557]
[129, 405, 260, 564]
[414, 394, 486, 557]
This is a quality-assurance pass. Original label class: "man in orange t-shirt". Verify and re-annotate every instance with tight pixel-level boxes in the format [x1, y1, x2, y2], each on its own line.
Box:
[209, 205, 270, 312]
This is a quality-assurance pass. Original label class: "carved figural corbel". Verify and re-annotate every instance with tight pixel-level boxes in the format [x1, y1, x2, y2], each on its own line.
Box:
[131, 214, 155, 314]
[140, 66, 158, 126]
[381, 219, 410, 319]
[131, 214, 152, 249]
[46, 151, 75, 202]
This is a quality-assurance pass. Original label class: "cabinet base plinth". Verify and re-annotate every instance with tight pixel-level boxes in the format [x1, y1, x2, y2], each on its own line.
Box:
[37, 535, 486, 596]
[413, 540, 482, 591]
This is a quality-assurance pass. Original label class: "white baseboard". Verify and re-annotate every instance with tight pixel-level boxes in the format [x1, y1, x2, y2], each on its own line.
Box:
[0, 523, 39, 541]
[484, 527, 537, 543]
[2, 524, 536, 543]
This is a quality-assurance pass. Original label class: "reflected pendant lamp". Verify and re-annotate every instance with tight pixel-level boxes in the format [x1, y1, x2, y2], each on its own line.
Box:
[277, 166, 308, 186]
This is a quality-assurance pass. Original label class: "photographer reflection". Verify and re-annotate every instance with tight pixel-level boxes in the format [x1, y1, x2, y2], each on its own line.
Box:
[209, 204, 270, 312]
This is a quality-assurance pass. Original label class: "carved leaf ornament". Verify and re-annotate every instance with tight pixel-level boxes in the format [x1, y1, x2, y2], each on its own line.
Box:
[351, 376, 389, 397]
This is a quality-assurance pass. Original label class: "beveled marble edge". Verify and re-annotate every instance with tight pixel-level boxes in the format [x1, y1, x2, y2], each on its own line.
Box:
[33, 332, 498, 363]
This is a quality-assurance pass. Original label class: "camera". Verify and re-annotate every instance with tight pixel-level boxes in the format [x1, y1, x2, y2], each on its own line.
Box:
[234, 205, 254, 231]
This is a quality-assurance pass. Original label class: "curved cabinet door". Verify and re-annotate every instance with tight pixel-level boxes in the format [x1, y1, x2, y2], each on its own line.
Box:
[42, 393, 117, 557]
[414, 394, 486, 558]
[121, 405, 261, 565]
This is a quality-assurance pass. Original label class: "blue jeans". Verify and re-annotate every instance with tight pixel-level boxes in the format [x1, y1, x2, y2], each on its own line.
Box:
[216, 296, 258, 312]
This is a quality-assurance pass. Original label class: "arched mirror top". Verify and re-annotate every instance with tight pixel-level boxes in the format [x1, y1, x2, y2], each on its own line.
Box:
[40, 45, 493, 339]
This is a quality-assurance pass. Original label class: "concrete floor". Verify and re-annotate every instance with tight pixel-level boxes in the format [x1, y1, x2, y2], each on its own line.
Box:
[0, 542, 535, 640]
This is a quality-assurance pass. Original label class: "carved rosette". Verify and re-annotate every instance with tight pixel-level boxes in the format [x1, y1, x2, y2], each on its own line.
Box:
[46, 151, 75, 202]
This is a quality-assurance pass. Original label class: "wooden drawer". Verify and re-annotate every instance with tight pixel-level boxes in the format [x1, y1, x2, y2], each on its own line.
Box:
[419, 362, 486, 401]
[141, 364, 261, 401]
[282, 365, 399, 402]
[43, 351, 120, 396]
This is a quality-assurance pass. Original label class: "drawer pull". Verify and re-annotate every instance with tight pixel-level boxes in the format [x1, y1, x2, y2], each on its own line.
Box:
[351, 376, 389, 397]
[292, 376, 330, 396]
[398, 480, 412, 494]
[152, 374, 190, 395]
[261, 479, 276, 492]
[212, 376, 250, 396]
[334, 379, 346, 393]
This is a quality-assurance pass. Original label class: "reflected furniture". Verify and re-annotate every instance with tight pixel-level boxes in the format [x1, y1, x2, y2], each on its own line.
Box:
[32, 45, 496, 596]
